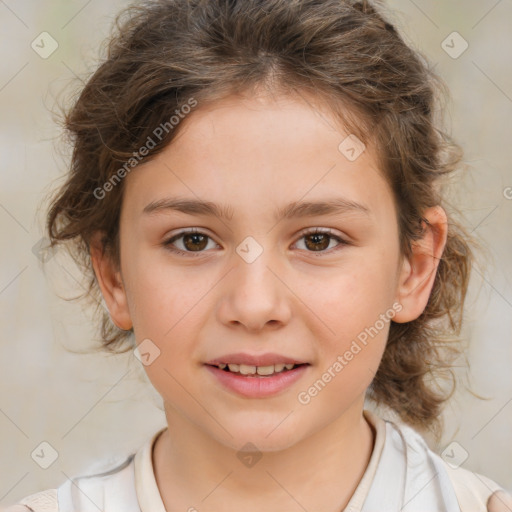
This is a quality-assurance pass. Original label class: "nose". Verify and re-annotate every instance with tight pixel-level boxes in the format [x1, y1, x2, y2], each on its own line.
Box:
[216, 249, 292, 333]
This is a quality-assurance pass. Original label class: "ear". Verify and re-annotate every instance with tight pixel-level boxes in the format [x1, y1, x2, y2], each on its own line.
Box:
[89, 231, 133, 331]
[393, 206, 448, 323]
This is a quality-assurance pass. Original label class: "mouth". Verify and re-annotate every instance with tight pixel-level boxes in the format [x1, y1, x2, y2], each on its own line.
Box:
[206, 362, 308, 377]
[204, 355, 311, 398]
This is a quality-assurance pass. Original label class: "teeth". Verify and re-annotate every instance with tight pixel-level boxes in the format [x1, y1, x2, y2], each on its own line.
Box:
[239, 364, 256, 375]
[256, 365, 275, 376]
[219, 362, 300, 375]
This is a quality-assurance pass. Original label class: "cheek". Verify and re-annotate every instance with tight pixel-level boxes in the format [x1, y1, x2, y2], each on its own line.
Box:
[297, 253, 397, 389]
[123, 248, 209, 333]
[128, 263, 205, 403]
[297, 270, 393, 411]
[124, 255, 215, 399]
[304, 254, 398, 333]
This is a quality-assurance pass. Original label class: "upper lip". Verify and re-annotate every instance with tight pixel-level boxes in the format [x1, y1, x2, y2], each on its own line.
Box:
[205, 352, 309, 367]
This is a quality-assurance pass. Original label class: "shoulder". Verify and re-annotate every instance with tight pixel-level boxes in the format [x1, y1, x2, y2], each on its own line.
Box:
[4, 453, 137, 512]
[391, 417, 511, 512]
[59, 452, 139, 511]
[487, 491, 512, 512]
[442, 461, 512, 512]
[2, 488, 58, 512]
[3, 428, 166, 512]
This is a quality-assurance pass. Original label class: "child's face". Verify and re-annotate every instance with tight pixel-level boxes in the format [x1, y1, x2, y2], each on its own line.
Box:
[114, 92, 405, 450]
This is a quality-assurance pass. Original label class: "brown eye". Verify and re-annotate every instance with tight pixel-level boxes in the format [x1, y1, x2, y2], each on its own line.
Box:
[182, 233, 208, 251]
[295, 229, 348, 254]
[163, 229, 218, 256]
[304, 232, 331, 251]
[163, 228, 348, 257]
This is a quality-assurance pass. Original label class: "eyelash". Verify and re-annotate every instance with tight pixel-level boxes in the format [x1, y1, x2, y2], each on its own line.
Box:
[162, 228, 349, 257]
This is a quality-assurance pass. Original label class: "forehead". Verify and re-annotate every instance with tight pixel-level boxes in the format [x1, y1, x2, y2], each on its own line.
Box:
[122, 92, 395, 223]
[162, 91, 366, 162]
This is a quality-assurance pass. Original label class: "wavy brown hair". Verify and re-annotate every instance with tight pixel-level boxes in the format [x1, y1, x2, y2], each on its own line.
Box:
[46, 0, 474, 434]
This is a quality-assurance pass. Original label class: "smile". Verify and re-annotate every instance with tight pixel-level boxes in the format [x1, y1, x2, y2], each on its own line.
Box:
[205, 363, 310, 398]
[210, 362, 304, 376]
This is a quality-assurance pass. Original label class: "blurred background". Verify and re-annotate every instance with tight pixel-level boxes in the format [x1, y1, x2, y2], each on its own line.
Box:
[0, 0, 511, 506]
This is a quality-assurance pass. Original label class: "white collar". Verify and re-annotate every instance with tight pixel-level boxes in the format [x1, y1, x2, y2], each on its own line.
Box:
[134, 426, 167, 512]
[132, 411, 387, 512]
[72, 410, 461, 512]
[361, 418, 461, 511]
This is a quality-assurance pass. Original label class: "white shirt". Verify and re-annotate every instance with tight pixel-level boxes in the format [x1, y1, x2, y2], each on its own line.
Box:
[10, 410, 506, 512]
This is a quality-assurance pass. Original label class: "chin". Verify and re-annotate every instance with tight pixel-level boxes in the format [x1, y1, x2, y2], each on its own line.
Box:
[207, 414, 308, 453]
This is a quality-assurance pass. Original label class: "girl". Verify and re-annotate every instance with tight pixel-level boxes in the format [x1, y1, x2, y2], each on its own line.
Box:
[6, 0, 512, 511]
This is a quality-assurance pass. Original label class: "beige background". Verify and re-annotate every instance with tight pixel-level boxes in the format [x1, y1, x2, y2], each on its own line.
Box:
[0, 0, 511, 506]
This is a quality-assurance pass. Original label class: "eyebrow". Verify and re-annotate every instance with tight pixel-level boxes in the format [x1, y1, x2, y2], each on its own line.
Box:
[142, 196, 371, 222]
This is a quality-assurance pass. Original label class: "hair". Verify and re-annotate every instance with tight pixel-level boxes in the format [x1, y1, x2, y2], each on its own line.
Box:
[46, 0, 474, 435]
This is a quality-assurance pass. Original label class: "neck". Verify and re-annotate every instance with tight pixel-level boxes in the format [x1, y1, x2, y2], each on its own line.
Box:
[153, 401, 375, 512]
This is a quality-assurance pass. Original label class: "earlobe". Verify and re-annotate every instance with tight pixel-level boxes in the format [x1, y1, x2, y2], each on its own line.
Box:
[393, 206, 448, 323]
[89, 231, 133, 331]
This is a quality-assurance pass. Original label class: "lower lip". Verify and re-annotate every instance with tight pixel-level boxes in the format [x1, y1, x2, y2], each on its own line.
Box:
[205, 364, 309, 398]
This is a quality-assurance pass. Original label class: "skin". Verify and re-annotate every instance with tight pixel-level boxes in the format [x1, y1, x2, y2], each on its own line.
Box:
[488, 491, 512, 512]
[90, 90, 449, 512]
